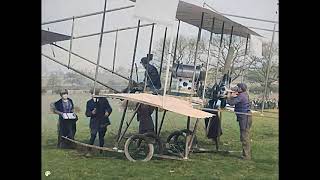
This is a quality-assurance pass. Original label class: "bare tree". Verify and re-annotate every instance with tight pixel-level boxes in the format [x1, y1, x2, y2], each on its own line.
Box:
[64, 72, 84, 86]
[152, 34, 259, 85]
[152, 36, 207, 71]
[47, 72, 62, 91]
[246, 42, 279, 98]
[208, 35, 259, 82]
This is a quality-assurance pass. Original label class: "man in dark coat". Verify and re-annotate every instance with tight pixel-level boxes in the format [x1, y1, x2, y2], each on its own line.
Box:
[140, 57, 161, 92]
[227, 83, 252, 160]
[85, 88, 112, 148]
[53, 89, 77, 148]
[136, 104, 155, 134]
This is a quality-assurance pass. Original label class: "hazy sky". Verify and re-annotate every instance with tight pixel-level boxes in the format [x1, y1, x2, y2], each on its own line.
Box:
[41, 0, 278, 75]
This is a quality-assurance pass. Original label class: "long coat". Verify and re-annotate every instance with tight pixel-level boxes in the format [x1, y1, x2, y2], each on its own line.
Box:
[85, 97, 112, 130]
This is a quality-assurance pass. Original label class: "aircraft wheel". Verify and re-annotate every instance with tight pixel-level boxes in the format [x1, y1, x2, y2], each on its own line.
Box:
[166, 129, 198, 154]
[143, 132, 164, 155]
[124, 134, 154, 162]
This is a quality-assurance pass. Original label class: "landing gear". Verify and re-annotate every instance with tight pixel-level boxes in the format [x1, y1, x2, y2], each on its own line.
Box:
[124, 134, 154, 162]
[166, 129, 198, 156]
[143, 132, 164, 155]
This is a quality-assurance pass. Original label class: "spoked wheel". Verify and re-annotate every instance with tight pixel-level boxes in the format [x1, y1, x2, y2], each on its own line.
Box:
[166, 129, 198, 155]
[143, 132, 164, 155]
[124, 134, 154, 162]
[180, 129, 198, 149]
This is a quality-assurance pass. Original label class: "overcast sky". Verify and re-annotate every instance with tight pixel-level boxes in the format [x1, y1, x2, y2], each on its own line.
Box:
[41, 0, 278, 76]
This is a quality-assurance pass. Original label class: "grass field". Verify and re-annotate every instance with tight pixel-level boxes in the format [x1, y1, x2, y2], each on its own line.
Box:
[42, 93, 278, 180]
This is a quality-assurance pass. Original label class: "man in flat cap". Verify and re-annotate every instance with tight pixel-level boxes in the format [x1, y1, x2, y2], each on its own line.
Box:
[227, 83, 252, 160]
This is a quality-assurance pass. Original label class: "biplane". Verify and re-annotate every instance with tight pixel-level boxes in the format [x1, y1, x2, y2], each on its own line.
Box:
[41, 0, 274, 161]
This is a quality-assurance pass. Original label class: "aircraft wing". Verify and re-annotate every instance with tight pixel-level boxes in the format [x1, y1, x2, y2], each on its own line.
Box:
[42, 30, 71, 45]
[96, 93, 214, 119]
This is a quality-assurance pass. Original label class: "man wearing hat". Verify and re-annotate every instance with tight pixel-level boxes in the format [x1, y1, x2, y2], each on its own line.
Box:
[227, 83, 252, 160]
[53, 89, 77, 148]
[85, 88, 112, 149]
[140, 55, 161, 92]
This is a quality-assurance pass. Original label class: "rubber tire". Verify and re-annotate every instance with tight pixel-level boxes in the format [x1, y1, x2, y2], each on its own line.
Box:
[167, 129, 198, 145]
[143, 132, 164, 155]
[166, 129, 198, 149]
[124, 134, 154, 162]
[167, 130, 185, 144]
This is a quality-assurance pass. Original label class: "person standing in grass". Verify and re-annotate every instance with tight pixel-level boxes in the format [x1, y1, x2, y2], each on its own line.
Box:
[136, 104, 155, 134]
[85, 88, 112, 150]
[227, 83, 252, 160]
[53, 89, 77, 148]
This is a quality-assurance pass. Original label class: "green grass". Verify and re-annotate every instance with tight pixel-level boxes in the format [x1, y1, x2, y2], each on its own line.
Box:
[42, 93, 278, 180]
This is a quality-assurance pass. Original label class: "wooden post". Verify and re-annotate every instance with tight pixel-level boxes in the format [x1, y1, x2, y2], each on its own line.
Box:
[117, 103, 141, 144]
[157, 110, 167, 135]
[188, 118, 200, 150]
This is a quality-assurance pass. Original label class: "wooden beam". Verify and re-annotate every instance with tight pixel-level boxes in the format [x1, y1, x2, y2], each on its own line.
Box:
[62, 136, 188, 161]
[152, 154, 185, 161]
[61, 136, 123, 153]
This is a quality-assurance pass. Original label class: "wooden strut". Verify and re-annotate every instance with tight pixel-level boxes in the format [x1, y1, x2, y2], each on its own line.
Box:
[192, 148, 240, 154]
[155, 108, 158, 135]
[42, 53, 120, 92]
[93, 0, 109, 95]
[202, 17, 215, 100]
[201, 108, 278, 119]
[159, 27, 167, 76]
[152, 154, 185, 161]
[168, 20, 181, 92]
[144, 23, 155, 92]
[191, 12, 205, 92]
[117, 103, 141, 144]
[67, 16, 75, 69]
[157, 110, 167, 135]
[112, 29, 118, 72]
[168, 149, 185, 159]
[187, 116, 190, 131]
[51, 44, 130, 81]
[184, 118, 200, 159]
[115, 20, 141, 148]
[188, 118, 199, 151]
[61, 136, 121, 152]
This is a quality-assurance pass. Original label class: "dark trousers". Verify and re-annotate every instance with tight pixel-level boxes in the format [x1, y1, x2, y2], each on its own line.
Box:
[237, 113, 252, 158]
[89, 127, 107, 147]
